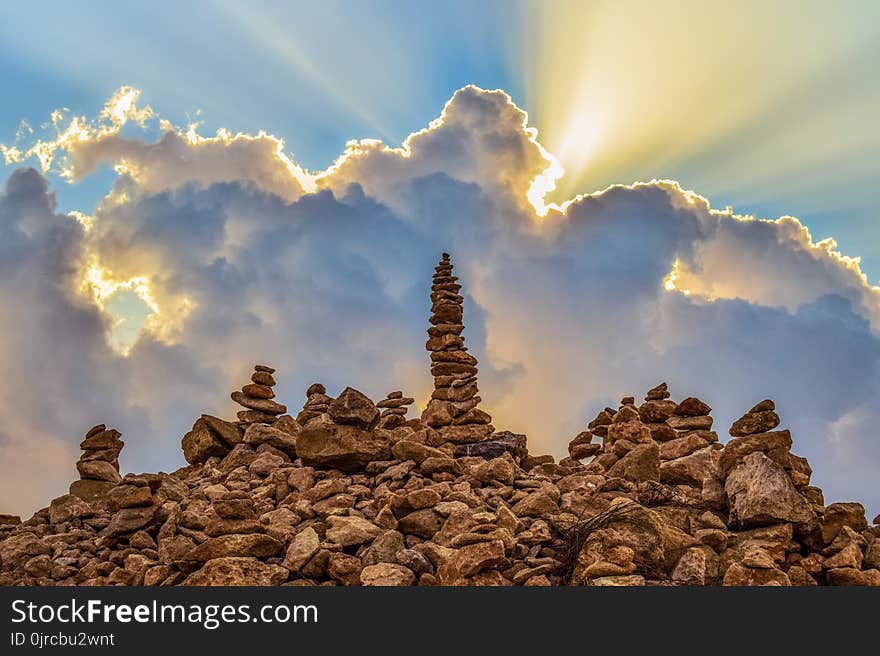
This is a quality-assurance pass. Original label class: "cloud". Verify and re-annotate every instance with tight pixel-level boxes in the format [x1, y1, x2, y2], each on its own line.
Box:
[1, 86, 879, 518]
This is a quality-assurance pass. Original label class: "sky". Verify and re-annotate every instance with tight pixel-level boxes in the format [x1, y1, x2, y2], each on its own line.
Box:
[0, 1, 879, 516]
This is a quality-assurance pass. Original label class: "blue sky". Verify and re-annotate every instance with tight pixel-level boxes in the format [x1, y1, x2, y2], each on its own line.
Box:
[2, 0, 878, 280]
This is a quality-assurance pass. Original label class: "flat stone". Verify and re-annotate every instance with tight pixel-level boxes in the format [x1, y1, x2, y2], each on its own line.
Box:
[360, 563, 416, 586]
[69, 478, 115, 502]
[297, 423, 391, 471]
[730, 410, 780, 437]
[251, 371, 276, 386]
[185, 534, 282, 562]
[454, 431, 527, 460]
[231, 391, 286, 415]
[243, 423, 298, 456]
[76, 459, 122, 483]
[666, 415, 713, 431]
[241, 383, 274, 399]
[183, 557, 288, 585]
[80, 429, 123, 450]
[720, 430, 792, 474]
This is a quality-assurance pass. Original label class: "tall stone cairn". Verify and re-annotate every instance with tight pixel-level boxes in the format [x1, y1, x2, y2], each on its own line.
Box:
[69, 424, 123, 501]
[231, 364, 287, 425]
[421, 253, 494, 443]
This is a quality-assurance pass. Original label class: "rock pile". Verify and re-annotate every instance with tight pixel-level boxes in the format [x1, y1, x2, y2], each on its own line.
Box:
[377, 391, 415, 429]
[232, 365, 287, 424]
[3, 378, 877, 587]
[1, 255, 878, 587]
[421, 253, 494, 445]
[69, 424, 124, 501]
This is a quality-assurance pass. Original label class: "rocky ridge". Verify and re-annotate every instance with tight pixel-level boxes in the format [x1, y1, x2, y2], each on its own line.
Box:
[1, 255, 878, 586]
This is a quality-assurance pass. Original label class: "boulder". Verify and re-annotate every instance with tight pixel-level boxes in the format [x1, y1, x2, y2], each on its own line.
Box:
[360, 563, 416, 586]
[183, 558, 289, 586]
[48, 494, 93, 524]
[297, 424, 391, 471]
[725, 452, 814, 528]
[243, 423, 298, 456]
[182, 418, 229, 464]
[328, 387, 379, 429]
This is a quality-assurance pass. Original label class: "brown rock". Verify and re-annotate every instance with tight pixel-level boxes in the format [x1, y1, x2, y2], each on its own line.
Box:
[360, 563, 416, 586]
[659, 433, 709, 461]
[183, 557, 288, 586]
[297, 423, 391, 471]
[107, 485, 153, 510]
[182, 418, 229, 464]
[327, 387, 379, 429]
[725, 452, 814, 528]
[327, 552, 363, 586]
[820, 503, 868, 544]
[201, 414, 244, 446]
[719, 429, 792, 474]
[243, 423, 298, 455]
[69, 478, 115, 502]
[606, 420, 652, 444]
[102, 507, 156, 538]
[674, 397, 712, 417]
[472, 457, 516, 485]
[251, 371, 276, 386]
[511, 491, 559, 518]
[607, 442, 660, 482]
[48, 495, 93, 524]
[231, 391, 287, 415]
[666, 415, 713, 431]
[730, 410, 780, 437]
[823, 541, 863, 570]
[638, 400, 677, 423]
[186, 534, 282, 562]
[645, 383, 670, 400]
[398, 509, 443, 539]
[76, 459, 121, 483]
[283, 527, 321, 571]
[391, 440, 446, 464]
[213, 496, 256, 519]
[80, 429, 123, 450]
[671, 547, 709, 585]
[438, 539, 506, 583]
[326, 516, 382, 546]
[722, 562, 790, 586]
[241, 383, 275, 399]
[825, 568, 880, 586]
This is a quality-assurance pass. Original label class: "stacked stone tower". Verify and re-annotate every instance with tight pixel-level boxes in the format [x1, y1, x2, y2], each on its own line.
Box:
[421, 253, 494, 443]
[231, 364, 287, 424]
[70, 424, 123, 500]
